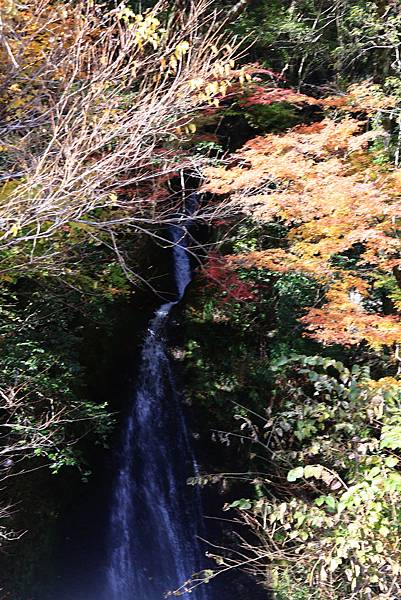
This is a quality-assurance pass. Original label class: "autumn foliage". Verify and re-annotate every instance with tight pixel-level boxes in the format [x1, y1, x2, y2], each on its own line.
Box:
[202, 251, 256, 301]
[0, 0, 243, 264]
[204, 91, 401, 349]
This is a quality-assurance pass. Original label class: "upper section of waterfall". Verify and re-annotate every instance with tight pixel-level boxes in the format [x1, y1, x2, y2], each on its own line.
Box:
[155, 193, 198, 321]
[169, 192, 199, 303]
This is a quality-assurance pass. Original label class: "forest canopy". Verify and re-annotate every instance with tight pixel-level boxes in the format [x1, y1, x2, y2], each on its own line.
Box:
[1, 1, 401, 599]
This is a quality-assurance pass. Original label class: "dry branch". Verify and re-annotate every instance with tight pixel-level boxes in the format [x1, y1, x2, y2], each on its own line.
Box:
[0, 0, 239, 263]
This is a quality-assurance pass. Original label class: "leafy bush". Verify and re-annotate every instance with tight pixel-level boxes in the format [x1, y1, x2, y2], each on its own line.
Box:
[222, 355, 401, 598]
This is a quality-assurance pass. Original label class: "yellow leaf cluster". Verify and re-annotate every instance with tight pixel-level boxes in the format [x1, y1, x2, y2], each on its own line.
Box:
[187, 54, 238, 107]
[118, 7, 162, 50]
[0, 1, 75, 122]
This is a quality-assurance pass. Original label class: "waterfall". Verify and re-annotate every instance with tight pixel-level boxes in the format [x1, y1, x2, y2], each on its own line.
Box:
[107, 201, 207, 600]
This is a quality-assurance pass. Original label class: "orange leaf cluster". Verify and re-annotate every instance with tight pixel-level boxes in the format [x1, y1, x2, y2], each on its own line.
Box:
[321, 82, 397, 114]
[238, 79, 397, 115]
[203, 117, 401, 348]
[239, 85, 320, 108]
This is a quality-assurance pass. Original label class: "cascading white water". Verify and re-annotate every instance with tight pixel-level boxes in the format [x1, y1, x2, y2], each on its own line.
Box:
[107, 201, 207, 600]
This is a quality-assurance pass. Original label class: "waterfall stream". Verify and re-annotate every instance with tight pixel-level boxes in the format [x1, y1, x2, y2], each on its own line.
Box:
[107, 203, 207, 600]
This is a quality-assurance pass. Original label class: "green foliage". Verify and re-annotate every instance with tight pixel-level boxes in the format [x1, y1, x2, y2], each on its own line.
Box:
[181, 2, 401, 598]
[183, 268, 274, 431]
[225, 354, 401, 597]
[0, 276, 115, 477]
[0, 218, 140, 555]
[244, 102, 300, 133]
[184, 205, 401, 597]
[232, 0, 337, 84]
[273, 572, 312, 600]
[232, 0, 401, 88]
[229, 498, 252, 510]
[275, 272, 320, 338]
[184, 220, 326, 442]
[193, 140, 224, 157]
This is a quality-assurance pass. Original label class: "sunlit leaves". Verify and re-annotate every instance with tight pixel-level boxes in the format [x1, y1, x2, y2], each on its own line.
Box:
[380, 424, 401, 450]
[118, 6, 163, 50]
[204, 106, 401, 348]
[230, 354, 401, 598]
[287, 466, 304, 482]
